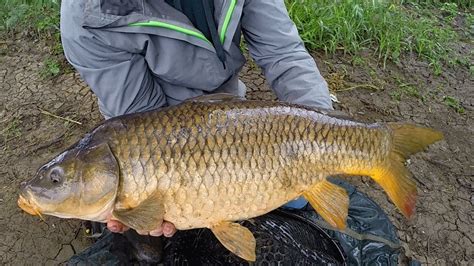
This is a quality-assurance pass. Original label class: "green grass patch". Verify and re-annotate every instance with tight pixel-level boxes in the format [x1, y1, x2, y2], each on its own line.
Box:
[443, 96, 465, 113]
[287, 0, 461, 73]
[1, 0, 59, 33]
[389, 76, 424, 101]
[40, 58, 61, 78]
[402, 0, 472, 10]
[390, 84, 422, 101]
[1, 0, 61, 55]
[1, 0, 67, 79]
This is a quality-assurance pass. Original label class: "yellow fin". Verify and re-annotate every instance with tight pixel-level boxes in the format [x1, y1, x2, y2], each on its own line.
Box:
[388, 123, 443, 160]
[371, 123, 443, 218]
[303, 180, 349, 229]
[112, 192, 163, 231]
[210, 221, 256, 261]
[371, 161, 416, 218]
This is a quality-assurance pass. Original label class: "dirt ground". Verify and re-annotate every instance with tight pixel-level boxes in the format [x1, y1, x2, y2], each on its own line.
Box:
[0, 35, 472, 264]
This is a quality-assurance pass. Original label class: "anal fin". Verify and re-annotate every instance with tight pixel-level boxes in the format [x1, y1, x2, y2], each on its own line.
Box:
[210, 221, 256, 261]
[303, 179, 349, 229]
[112, 192, 164, 232]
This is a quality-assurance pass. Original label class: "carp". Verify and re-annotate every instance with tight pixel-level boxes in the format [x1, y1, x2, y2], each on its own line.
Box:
[18, 94, 443, 261]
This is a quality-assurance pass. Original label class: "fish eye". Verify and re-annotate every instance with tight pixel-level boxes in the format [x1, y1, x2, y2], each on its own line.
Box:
[49, 168, 63, 184]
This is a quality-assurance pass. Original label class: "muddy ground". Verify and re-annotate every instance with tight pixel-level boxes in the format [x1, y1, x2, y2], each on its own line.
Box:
[0, 34, 472, 264]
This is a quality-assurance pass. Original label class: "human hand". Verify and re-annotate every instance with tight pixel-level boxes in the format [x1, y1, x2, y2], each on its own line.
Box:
[106, 216, 177, 237]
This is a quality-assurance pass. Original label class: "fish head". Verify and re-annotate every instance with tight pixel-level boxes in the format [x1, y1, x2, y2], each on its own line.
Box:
[18, 142, 119, 222]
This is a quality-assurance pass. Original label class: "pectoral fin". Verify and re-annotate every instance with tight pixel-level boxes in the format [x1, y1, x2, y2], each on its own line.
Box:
[210, 221, 256, 261]
[112, 192, 163, 232]
[303, 179, 349, 229]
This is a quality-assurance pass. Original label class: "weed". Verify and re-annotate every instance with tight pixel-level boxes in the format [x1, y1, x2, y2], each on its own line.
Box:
[1, 0, 60, 37]
[3, 4, 29, 30]
[286, 0, 458, 73]
[390, 79, 422, 101]
[369, 69, 377, 78]
[401, 84, 421, 98]
[402, 0, 472, 10]
[390, 87, 421, 101]
[440, 2, 459, 21]
[2, 0, 470, 77]
[443, 96, 465, 113]
[1, 119, 22, 147]
[466, 12, 474, 26]
[40, 58, 61, 78]
[390, 90, 403, 101]
[351, 55, 366, 66]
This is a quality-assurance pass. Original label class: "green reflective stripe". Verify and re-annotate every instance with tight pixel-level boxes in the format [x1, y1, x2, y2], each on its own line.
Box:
[130, 21, 211, 44]
[219, 0, 237, 43]
[130, 0, 238, 45]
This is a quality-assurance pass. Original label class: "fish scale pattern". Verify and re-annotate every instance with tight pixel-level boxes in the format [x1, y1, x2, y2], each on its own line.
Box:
[102, 100, 390, 229]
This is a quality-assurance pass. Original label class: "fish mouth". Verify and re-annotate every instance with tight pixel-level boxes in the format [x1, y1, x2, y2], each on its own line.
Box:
[18, 194, 44, 220]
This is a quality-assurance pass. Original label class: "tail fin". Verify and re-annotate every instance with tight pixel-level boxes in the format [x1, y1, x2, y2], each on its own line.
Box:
[388, 123, 444, 161]
[372, 123, 443, 218]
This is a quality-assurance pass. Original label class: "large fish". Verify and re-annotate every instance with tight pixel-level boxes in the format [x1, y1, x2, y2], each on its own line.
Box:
[18, 94, 443, 261]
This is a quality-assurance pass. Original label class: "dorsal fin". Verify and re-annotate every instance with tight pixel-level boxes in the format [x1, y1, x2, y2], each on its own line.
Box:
[187, 93, 246, 103]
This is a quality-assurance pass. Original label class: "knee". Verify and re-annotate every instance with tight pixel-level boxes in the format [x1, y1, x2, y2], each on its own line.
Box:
[283, 197, 308, 209]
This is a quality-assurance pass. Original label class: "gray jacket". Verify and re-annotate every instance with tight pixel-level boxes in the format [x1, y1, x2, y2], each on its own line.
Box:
[60, 0, 332, 118]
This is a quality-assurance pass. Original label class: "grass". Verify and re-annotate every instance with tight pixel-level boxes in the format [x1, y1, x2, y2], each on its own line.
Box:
[286, 0, 470, 74]
[1, 0, 69, 79]
[388, 75, 426, 102]
[1, 0, 59, 33]
[402, 0, 472, 10]
[443, 96, 465, 113]
[1, 119, 22, 149]
[40, 58, 61, 78]
[390, 84, 422, 101]
[1, 0, 471, 76]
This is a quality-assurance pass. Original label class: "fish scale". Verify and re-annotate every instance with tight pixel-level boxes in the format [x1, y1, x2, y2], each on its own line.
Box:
[18, 94, 443, 261]
[100, 100, 378, 229]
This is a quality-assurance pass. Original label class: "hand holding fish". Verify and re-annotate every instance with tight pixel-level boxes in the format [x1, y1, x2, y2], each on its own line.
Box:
[107, 217, 177, 237]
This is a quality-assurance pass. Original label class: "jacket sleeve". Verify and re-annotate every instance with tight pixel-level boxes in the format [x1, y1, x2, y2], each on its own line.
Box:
[60, 1, 166, 118]
[240, 0, 333, 109]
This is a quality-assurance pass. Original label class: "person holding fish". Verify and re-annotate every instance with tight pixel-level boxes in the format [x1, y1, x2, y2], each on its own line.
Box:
[60, 0, 330, 240]
[18, 0, 438, 263]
